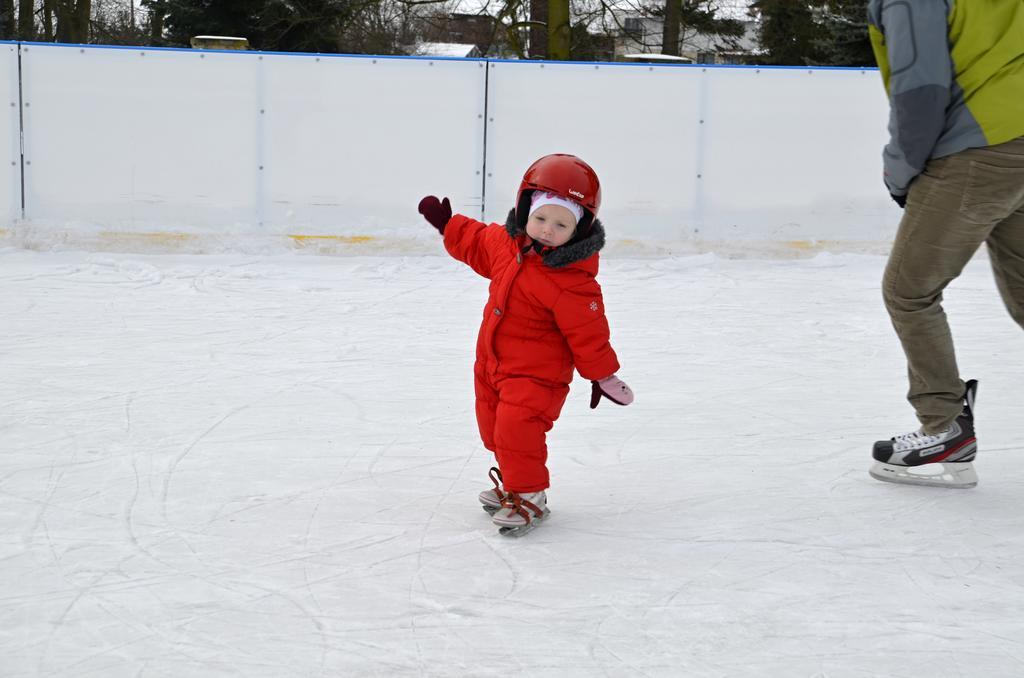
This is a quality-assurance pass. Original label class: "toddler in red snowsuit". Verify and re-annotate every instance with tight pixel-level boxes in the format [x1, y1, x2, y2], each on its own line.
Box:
[418, 154, 634, 534]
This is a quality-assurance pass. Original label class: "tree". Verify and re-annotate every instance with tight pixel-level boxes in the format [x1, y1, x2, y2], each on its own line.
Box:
[657, 0, 743, 58]
[569, 18, 613, 61]
[0, 0, 14, 40]
[155, 0, 403, 54]
[341, 0, 430, 55]
[140, 0, 168, 44]
[159, 0, 262, 48]
[92, 0, 149, 45]
[813, 1, 873, 67]
[489, 0, 530, 59]
[54, 0, 91, 43]
[547, 0, 569, 59]
[529, 0, 546, 57]
[751, 1, 873, 67]
[20, 0, 37, 39]
[262, 0, 371, 53]
[482, 0, 613, 60]
[41, 0, 54, 39]
[750, 0, 822, 65]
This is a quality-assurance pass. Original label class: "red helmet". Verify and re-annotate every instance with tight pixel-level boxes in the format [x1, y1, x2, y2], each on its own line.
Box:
[515, 154, 601, 230]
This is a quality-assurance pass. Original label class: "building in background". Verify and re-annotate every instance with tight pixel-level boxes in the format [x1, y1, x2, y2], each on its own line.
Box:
[615, 16, 759, 64]
[409, 41, 482, 58]
[415, 13, 514, 58]
[189, 35, 250, 50]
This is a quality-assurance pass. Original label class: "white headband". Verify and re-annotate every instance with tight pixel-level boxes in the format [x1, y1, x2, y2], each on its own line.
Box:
[529, 191, 584, 224]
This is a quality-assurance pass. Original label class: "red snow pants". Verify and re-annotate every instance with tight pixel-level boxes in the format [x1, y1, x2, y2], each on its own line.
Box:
[474, 366, 570, 493]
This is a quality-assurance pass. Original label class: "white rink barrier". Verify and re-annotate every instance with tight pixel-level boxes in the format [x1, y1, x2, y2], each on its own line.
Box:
[1, 43, 19, 233]
[3, 42, 901, 256]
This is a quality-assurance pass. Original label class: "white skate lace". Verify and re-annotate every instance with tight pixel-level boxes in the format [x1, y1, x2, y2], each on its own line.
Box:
[892, 427, 951, 452]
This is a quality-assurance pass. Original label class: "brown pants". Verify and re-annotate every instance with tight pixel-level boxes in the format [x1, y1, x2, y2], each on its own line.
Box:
[884, 136, 1024, 433]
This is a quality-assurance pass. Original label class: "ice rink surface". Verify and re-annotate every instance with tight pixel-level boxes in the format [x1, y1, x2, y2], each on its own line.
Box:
[1, 247, 1022, 677]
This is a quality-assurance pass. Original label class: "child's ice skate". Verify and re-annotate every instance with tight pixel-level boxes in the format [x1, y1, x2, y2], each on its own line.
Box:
[870, 379, 978, 489]
[478, 467, 505, 515]
[492, 491, 549, 537]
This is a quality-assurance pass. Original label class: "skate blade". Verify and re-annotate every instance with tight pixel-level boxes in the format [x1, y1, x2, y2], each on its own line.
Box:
[497, 509, 550, 537]
[869, 461, 977, 489]
[481, 504, 500, 516]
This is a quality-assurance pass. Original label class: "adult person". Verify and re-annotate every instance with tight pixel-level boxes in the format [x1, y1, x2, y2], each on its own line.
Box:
[866, 0, 1024, 488]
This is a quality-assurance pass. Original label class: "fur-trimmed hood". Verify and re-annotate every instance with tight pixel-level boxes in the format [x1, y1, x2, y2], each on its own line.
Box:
[503, 209, 606, 269]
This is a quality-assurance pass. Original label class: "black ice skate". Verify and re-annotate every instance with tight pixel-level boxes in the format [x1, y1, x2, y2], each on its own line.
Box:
[870, 379, 978, 489]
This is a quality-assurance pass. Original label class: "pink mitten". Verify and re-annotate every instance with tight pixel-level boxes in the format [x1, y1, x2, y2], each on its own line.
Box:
[590, 374, 634, 409]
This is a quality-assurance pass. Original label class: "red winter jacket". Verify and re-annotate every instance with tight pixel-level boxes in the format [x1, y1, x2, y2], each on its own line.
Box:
[444, 211, 620, 385]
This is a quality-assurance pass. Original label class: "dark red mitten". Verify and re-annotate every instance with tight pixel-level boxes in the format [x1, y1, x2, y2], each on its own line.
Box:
[418, 196, 452, 235]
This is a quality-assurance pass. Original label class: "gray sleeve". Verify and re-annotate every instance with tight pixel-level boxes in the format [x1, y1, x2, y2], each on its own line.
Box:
[877, 0, 953, 195]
